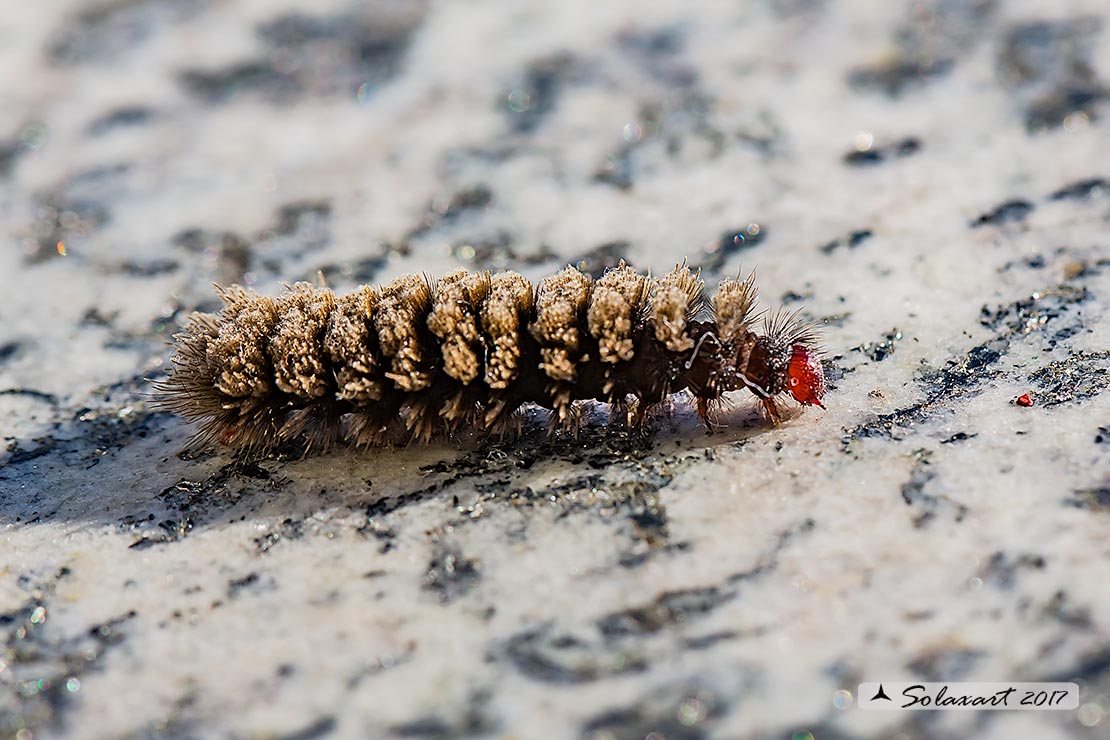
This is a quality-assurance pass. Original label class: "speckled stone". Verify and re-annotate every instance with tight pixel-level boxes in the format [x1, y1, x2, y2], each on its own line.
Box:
[2, 1, 1109, 739]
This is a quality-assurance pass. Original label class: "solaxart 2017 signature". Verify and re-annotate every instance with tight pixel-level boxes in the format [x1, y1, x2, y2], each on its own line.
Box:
[858, 682, 1079, 711]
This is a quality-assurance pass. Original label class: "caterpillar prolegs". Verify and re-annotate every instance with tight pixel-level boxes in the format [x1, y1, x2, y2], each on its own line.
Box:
[156, 262, 827, 454]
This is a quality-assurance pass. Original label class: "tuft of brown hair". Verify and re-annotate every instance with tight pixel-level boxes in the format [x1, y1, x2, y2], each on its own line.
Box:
[530, 266, 592, 383]
[325, 285, 384, 403]
[481, 271, 534, 389]
[427, 269, 491, 385]
[375, 273, 434, 392]
[587, 259, 649, 364]
[651, 260, 703, 352]
[712, 270, 758, 343]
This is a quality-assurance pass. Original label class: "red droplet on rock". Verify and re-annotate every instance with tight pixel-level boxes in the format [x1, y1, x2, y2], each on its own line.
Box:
[1015, 393, 1033, 407]
[787, 344, 826, 409]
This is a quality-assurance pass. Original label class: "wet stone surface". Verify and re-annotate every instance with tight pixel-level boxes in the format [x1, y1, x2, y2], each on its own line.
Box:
[2, 1, 1109, 738]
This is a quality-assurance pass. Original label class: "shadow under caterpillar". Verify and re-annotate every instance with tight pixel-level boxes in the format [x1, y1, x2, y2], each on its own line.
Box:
[155, 261, 826, 454]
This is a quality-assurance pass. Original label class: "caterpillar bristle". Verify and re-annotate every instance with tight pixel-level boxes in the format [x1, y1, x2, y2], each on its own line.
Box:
[762, 306, 823, 353]
[157, 262, 828, 454]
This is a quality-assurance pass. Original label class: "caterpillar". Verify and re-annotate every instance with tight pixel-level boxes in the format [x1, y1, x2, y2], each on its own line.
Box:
[155, 261, 826, 454]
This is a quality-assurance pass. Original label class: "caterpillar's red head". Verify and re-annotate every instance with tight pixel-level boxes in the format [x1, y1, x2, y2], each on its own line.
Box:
[787, 343, 826, 408]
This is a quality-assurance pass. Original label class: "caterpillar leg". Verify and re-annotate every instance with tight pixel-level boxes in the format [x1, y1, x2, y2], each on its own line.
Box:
[695, 395, 712, 426]
[761, 396, 783, 424]
[547, 399, 584, 438]
[693, 394, 727, 431]
[607, 397, 632, 428]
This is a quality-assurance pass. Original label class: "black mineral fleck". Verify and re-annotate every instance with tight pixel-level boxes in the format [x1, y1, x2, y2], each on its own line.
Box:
[971, 199, 1034, 227]
[997, 18, 1108, 132]
[907, 647, 984, 681]
[497, 625, 646, 684]
[580, 684, 725, 740]
[47, 0, 206, 65]
[86, 106, 156, 136]
[899, 450, 968, 528]
[1029, 351, 1110, 407]
[504, 53, 579, 134]
[0, 568, 136, 734]
[226, 572, 260, 598]
[597, 587, 733, 637]
[849, 0, 995, 96]
[180, 62, 299, 103]
[697, 224, 766, 273]
[180, 8, 423, 103]
[423, 544, 480, 604]
[1048, 177, 1108, 201]
[843, 138, 920, 166]
[821, 229, 875, 253]
[1, 138, 23, 177]
[0, 341, 21, 365]
[853, 329, 902, 362]
[276, 716, 337, 740]
[1066, 487, 1110, 513]
[977, 551, 1046, 589]
[23, 165, 129, 263]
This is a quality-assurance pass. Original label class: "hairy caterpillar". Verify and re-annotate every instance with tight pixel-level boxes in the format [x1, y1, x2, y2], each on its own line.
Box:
[156, 262, 826, 454]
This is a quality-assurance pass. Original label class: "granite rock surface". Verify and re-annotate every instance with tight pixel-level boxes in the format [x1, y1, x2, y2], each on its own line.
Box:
[1, 1, 1109, 738]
